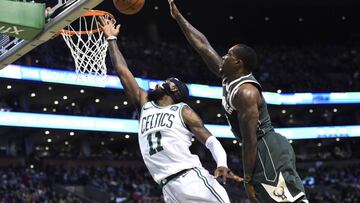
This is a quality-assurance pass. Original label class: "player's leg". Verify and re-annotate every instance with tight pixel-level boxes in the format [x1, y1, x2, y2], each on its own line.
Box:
[162, 186, 181, 203]
[163, 167, 230, 203]
[252, 132, 307, 202]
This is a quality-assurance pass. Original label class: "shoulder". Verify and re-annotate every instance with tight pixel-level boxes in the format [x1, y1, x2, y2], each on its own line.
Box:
[231, 83, 260, 110]
[179, 104, 202, 125]
[142, 101, 154, 110]
[179, 103, 192, 116]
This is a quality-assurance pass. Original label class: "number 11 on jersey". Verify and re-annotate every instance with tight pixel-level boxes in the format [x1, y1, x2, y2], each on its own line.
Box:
[147, 131, 164, 156]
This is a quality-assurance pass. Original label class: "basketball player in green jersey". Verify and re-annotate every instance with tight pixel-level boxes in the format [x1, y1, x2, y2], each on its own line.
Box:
[168, 1, 308, 202]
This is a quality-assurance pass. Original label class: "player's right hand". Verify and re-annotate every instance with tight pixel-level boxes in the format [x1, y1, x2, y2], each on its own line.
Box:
[214, 167, 243, 185]
[98, 16, 121, 38]
[168, 0, 180, 19]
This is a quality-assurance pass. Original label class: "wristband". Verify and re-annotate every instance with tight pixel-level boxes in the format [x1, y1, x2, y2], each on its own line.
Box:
[106, 36, 117, 41]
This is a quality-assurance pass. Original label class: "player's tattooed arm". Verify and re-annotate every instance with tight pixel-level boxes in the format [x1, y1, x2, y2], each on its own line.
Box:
[232, 84, 261, 201]
[181, 105, 211, 143]
[168, 0, 222, 77]
[99, 17, 147, 109]
[182, 105, 243, 184]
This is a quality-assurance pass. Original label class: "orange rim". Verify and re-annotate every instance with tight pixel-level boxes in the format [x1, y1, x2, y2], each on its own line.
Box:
[59, 10, 115, 37]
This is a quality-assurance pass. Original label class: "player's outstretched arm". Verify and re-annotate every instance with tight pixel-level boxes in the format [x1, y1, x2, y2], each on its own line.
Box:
[232, 84, 261, 203]
[99, 17, 147, 109]
[182, 105, 242, 184]
[168, 0, 222, 77]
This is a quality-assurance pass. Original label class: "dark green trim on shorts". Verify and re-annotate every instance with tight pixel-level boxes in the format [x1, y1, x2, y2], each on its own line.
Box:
[193, 168, 225, 203]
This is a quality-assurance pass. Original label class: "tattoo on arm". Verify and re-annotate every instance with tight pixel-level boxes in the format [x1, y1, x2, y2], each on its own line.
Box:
[182, 105, 212, 144]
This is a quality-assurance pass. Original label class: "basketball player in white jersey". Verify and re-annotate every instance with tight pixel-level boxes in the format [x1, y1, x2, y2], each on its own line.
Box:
[99, 18, 241, 202]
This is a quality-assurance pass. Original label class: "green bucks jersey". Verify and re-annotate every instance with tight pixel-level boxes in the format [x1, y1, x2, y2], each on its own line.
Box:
[222, 73, 274, 139]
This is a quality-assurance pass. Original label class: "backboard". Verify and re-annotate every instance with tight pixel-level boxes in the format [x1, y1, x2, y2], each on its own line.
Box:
[0, 0, 104, 70]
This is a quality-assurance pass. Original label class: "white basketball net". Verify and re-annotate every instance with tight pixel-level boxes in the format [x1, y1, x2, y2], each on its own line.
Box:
[61, 12, 115, 80]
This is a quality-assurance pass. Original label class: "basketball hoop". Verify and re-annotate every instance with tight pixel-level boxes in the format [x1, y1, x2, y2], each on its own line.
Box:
[60, 10, 115, 80]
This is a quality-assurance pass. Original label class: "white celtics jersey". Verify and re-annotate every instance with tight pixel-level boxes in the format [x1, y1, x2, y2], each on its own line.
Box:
[138, 101, 202, 184]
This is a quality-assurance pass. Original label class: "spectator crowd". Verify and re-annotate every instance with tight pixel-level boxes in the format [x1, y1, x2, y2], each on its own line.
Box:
[15, 36, 360, 92]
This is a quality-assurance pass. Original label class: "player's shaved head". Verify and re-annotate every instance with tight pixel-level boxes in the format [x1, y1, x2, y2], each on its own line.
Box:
[232, 44, 257, 72]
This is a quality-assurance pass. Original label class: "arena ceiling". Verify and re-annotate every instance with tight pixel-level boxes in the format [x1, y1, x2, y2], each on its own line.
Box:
[90, 0, 360, 43]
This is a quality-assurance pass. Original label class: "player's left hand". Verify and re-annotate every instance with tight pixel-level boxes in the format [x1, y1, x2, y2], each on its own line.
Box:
[98, 16, 121, 39]
[214, 166, 243, 185]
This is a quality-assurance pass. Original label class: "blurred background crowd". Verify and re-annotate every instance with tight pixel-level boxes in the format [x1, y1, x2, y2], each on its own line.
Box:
[1, 0, 360, 202]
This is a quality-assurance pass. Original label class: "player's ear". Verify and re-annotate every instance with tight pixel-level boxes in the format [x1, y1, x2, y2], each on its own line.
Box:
[170, 85, 178, 92]
[237, 59, 244, 67]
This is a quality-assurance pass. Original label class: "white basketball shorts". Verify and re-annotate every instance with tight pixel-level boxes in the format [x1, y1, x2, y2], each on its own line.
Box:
[162, 167, 231, 203]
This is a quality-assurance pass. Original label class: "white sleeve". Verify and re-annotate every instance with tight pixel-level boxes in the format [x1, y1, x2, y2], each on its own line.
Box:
[205, 136, 228, 168]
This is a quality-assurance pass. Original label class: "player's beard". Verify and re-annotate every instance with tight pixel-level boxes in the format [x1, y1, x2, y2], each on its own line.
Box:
[148, 88, 167, 102]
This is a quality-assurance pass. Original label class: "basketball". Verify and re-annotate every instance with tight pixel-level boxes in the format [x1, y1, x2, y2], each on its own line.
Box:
[113, 0, 145, 15]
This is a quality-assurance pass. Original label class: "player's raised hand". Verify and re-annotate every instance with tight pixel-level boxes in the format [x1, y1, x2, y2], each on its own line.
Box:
[214, 166, 243, 185]
[98, 16, 121, 38]
[168, 0, 180, 19]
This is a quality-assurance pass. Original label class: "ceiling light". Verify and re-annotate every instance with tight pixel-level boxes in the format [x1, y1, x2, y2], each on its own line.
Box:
[30, 93, 36, 97]
[63, 96, 68, 100]
[232, 140, 237, 144]
[333, 108, 338, 113]
[217, 113, 222, 118]
[45, 146, 49, 150]
[52, 108, 56, 112]
[123, 101, 128, 105]
[45, 131, 50, 135]
[281, 110, 286, 114]
[277, 89, 282, 94]
[54, 100, 59, 105]
[125, 134, 130, 139]
[110, 137, 114, 141]
[265, 17, 270, 21]
[95, 99, 100, 103]
[43, 108, 47, 112]
[47, 139, 52, 143]
[30, 165, 34, 169]
[69, 132, 75, 136]
[336, 138, 340, 141]
[309, 109, 313, 113]
[101, 141, 105, 145]
[80, 89, 85, 93]
[71, 103, 75, 106]
[192, 138, 195, 142]
[6, 85, 11, 89]
[196, 100, 201, 104]
[154, 6, 159, 10]
[48, 86, 52, 91]
[65, 141, 69, 145]
[289, 140, 293, 144]
[114, 106, 119, 110]
[229, 16, 234, 20]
